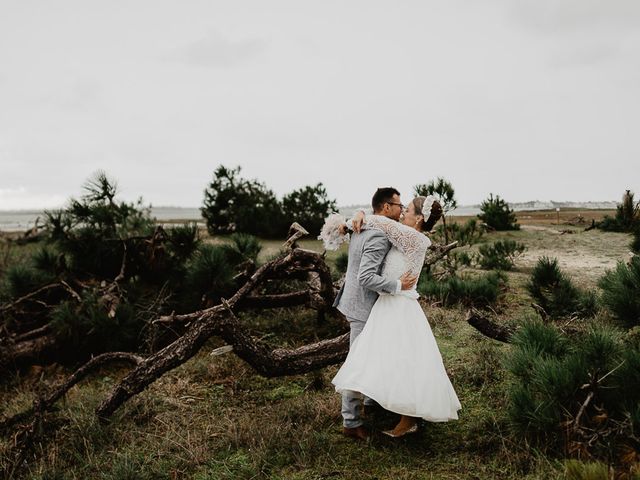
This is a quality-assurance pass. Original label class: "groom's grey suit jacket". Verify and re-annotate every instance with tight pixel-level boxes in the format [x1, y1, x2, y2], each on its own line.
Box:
[333, 229, 398, 323]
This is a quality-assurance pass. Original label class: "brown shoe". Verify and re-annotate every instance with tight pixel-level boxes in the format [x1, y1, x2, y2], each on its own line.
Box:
[362, 402, 385, 417]
[343, 425, 370, 441]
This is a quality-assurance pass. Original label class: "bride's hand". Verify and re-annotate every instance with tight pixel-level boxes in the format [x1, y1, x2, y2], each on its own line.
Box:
[352, 210, 366, 233]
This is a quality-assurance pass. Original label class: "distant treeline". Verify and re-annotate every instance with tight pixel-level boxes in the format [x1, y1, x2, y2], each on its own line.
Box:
[202, 165, 337, 238]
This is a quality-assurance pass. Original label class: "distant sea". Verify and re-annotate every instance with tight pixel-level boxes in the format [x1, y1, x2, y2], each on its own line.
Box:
[0, 207, 203, 232]
[0, 202, 618, 232]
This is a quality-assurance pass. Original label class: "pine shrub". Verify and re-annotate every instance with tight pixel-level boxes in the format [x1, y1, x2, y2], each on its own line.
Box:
[631, 226, 640, 254]
[49, 294, 143, 356]
[418, 271, 505, 306]
[435, 218, 484, 246]
[506, 321, 640, 459]
[166, 223, 200, 262]
[43, 172, 156, 279]
[32, 246, 65, 275]
[5, 264, 55, 298]
[598, 190, 639, 232]
[478, 194, 520, 231]
[220, 233, 262, 265]
[184, 244, 236, 308]
[334, 251, 349, 274]
[450, 250, 473, 268]
[477, 239, 526, 270]
[598, 256, 640, 328]
[527, 257, 598, 318]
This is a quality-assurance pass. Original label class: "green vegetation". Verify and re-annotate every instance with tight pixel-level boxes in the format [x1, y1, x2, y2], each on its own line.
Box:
[478, 194, 519, 231]
[418, 271, 505, 306]
[506, 320, 640, 463]
[201, 165, 336, 238]
[598, 189, 639, 233]
[435, 218, 484, 246]
[4, 179, 640, 478]
[334, 251, 349, 274]
[598, 256, 640, 329]
[477, 239, 526, 271]
[632, 226, 640, 254]
[527, 257, 598, 318]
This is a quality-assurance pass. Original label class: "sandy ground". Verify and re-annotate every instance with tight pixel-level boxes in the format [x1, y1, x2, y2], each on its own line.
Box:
[499, 225, 633, 288]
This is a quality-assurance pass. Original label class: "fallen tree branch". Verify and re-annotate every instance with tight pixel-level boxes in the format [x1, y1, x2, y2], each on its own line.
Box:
[0, 283, 63, 313]
[0, 333, 60, 369]
[425, 241, 458, 266]
[95, 237, 344, 419]
[283, 223, 308, 250]
[238, 291, 311, 309]
[12, 324, 51, 343]
[466, 309, 514, 343]
[0, 352, 143, 480]
[0, 351, 143, 433]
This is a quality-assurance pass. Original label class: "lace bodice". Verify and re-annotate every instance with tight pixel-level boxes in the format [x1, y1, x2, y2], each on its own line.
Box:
[352, 215, 431, 277]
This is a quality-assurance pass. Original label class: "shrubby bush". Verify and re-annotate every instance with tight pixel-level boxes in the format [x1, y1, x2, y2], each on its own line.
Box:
[50, 293, 142, 357]
[434, 218, 484, 246]
[334, 251, 349, 275]
[631, 226, 640, 254]
[506, 320, 640, 461]
[478, 194, 519, 231]
[202, 165, 336, 238]
[4, 263, 55, 299]
[477, 239, 526, 271]
[598, 256, 640, 329]
[418, 271, 505, 306]
[43, 171, 160, 280]
[2, 173, 262, 364]
[527, 257, 597, 318]
[281, 184, 337, 237]
[166, 223, 200, 262]
[598, 189, 639, 233]
[184, 244, 237, 309]
[220, 233, 262, 265]
[449, 250, 473, 268]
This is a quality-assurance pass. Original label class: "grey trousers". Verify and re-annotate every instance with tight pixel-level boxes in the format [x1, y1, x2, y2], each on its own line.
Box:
[341, 318, 374, 428]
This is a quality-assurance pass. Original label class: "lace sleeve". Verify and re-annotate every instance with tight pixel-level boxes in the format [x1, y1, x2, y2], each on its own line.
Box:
[362, 215, 431, 273]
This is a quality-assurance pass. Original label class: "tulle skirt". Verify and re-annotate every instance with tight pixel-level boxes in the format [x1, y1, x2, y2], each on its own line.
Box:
[332, 293, 461, 421]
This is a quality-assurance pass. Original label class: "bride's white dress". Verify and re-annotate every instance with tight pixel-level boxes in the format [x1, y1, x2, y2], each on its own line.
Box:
[331, 216, 461, 421]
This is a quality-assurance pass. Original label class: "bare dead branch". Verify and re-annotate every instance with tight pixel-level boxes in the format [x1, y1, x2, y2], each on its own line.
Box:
[0, 283, 63, 313]
[425, 241, 458, 266]
[0, 352, 143, 433]
[283, 223, 308, 250]
[466, 309, 514, 343]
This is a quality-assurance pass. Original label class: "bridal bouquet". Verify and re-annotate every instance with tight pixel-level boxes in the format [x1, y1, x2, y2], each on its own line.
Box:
[318, 213, 349, 251]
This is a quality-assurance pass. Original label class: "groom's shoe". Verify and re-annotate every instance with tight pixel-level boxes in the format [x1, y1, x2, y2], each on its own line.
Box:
[363, 401, 385, 417]
[342, 425, 370, 441]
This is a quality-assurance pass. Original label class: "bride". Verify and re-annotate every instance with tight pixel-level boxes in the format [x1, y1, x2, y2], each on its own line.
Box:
[325, 196, 461, 437]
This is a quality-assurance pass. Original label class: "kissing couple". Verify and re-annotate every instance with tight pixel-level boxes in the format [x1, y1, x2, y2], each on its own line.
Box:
[319, 187, 461, 440]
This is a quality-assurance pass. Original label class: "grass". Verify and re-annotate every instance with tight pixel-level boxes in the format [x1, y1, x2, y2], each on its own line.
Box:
[2, 210, 637, 479]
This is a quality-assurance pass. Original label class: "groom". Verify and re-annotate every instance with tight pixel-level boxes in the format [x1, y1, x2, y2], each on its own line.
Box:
[334, 187, 417, 440]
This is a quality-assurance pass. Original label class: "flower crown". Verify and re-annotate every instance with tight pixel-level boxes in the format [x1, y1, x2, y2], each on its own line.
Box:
[421, 195, 437, 221]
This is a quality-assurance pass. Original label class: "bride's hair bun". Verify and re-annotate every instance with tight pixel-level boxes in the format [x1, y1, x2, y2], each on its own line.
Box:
[412, 196, 443, 232]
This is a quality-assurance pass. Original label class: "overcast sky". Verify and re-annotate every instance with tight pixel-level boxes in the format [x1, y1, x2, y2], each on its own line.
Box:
[1, 0, 639, 210]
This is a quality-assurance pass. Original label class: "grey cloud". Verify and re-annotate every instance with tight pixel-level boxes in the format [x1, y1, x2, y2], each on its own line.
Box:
[168, 30, 266, 68]
[548, 43, 619, 68]
[39, 79, 103, 112]
[509, 0, 640, 33]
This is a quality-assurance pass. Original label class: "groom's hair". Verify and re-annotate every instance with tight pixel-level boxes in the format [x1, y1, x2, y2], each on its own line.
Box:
[371, 187, 401, 213]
